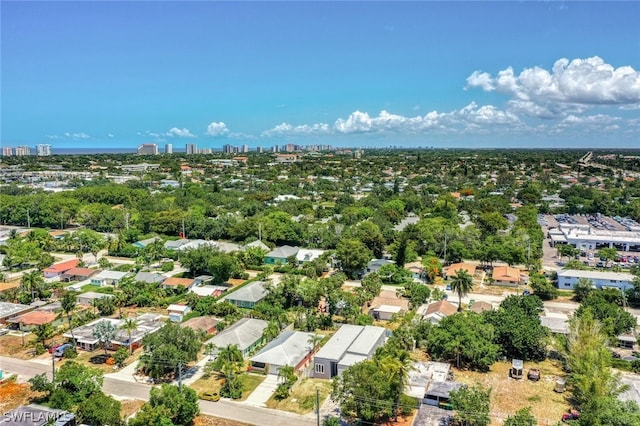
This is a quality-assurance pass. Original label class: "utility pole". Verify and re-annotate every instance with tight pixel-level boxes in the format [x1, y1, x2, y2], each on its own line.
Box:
[316, 387, 320, 426]
[178, 362, 183, 389]
[26, 208, 31, 228]
[258, 223, 262, 242]
[182, 219, 186, 240]
[51, 349, 56, 386]
[443, 234, 448, 265]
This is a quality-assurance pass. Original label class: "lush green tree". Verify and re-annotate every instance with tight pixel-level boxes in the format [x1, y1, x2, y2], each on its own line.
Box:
[427, 312, 499, 371]
[93, 296, 116, 316]
[449, 383, 491, 426]
[503, 407, 536, 426]
[60, 290, 78, 344]
[21, 269, 45, 302]
[578, 397, 640, 426]
[400, 281, 431, 309]
[113, 346, 129, 368]
[130, 384, 199, 426]
[33, 323, 54, 346]
[140, 322, 202, 379]
[566, 312, 625, 408]
[50, 361, 104, 410]
[262, 319, 281, 341]
[450, 269, 473, 311]
[484, 295, 548, 361]
[120, 317, 138, 355]
[574, 278, 595, 302]
[93, 319, 117, 355]
[597, 247, 618, 267]
[421, 256, 442, 283]
[575, 290, 636, 337]
[528, 272, 558, 300]
[76, 391, 123, 426]
[335, 238, 371, 278]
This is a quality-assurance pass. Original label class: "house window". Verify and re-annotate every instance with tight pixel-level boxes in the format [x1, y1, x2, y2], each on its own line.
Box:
[315, 363, 324, 374]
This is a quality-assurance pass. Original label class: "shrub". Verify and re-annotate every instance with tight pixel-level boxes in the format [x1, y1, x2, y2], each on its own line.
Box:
[34, 343, 46, 355]
[274, 383, 291, 400]
[63, 346, 78, 359]
[399, 394, 418, 415]
[161, 261, 174, 272]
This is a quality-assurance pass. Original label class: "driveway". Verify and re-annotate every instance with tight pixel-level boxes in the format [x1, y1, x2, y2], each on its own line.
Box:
[243, 373, 280, 407]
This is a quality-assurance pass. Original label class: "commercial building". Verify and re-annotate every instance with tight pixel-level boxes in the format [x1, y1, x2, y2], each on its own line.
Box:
[313, 324, 387, 379]
[552, 223, 640, 252]
[137, 143, 158, 155]
[185, 143, 198, 154]
[556, 269, 636, 291]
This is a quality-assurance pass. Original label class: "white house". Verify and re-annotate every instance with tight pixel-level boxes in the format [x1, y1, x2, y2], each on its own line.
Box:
[249, 330, 316, 375]
[167, 304, 192, 322]
[90, 270, 129, 287]
[556, 269, 636, 291]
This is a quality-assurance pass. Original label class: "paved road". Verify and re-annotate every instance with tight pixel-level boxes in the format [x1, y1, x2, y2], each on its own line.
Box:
[0, 356, 314, 426]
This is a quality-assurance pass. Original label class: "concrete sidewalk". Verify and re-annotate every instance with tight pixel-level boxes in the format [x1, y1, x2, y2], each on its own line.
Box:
[243, 374, 279, 407]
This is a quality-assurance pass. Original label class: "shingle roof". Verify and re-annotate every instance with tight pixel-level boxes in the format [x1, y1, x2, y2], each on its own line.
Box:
[162, 277, 195, 288]
[134, 272, 166, 283]
[424, 300, 458, 317]
[445, 262, 476, 278]
[63, 267, 99, 277]
[250, 330, 315, 367]
[223, 281, 268, 303]
[11, 310, 57, 326]
[266, 245, 299, 259]
[208, 318, 268, 352]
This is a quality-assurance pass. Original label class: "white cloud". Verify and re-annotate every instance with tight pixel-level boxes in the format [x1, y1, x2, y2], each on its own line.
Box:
[261, 122, 331, 137]
[165, 127, 195, 138]
[107, 133, 115, 138]
[466, 57, 640, 117]
[206, 122, 230, 137]
[45, 134, 60, 140]
[63, 132, 90, 139]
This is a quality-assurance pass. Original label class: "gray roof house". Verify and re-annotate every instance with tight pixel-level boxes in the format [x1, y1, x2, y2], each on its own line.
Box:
[265, 245, 300, 265]
[164, 239, 190, 250]
[134, 272, 166, 284]
[313, 324, 386, 379]
[90, 270, 129, 286]
[76, 292, 113, 306]
[243, 240, 270, 252]
[250, 330, 316, 375]
[206, 318, 268, 357]
[221, 281, 269, 309]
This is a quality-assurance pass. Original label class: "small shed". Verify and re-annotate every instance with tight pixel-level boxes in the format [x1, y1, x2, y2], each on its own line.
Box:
[554, 378, 566, 393]
[510, 359, 524, 379]
[618, 334, 636, 349]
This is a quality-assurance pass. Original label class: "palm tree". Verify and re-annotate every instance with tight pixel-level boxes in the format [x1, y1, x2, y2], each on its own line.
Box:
[120, 317, 138, 355]
[214, 344, 243, 369]
[278, 364, 295, 385]
[307, 333, 323, 353]
[21, 270, 44, 302]
[450, 269, 473, 312]
[34, 323, 54, 347]
[262, 320, 280, 342]
[60, 290, 78, 345]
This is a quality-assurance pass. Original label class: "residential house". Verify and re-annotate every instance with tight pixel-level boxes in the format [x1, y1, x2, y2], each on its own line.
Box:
[469, 300, 494, 314]
[164, 239, 189, 250]
[193, 275, 214, 286]
[162, 277, 196, 291]
[134, 272, 166, 284]
[421, 300, 458, 324]
[76, 292, 113, 306]
[0, 302, 32, 324]
[189, 285, 228, 298]
[444, 262, 476, 279]
[206, 318, 268, 357]
[7, 310, 58, 331]
[176, 239, 217, 251]
[556, 269, 636, 291]
[243, 240, 270, 252]
[313, 324, 387, 379]
[404, 261, 425, 281]
[132, 236, 162, 249]
[264, 246, 299, 265]
[250, 330, 316, 375]
[363, 259, 395, 276]
[90, 270, 129, 286]
[405, 361, 462, 407]
[167, 304, 191, 322]
[370, 290, 410, 321]
[296, 248, 325, 264]
[213, 241, 241, 254]
[221, 281, 268, 309]
[181, 316, 220, 335]
[60, 267, 99, 282]
[43, 259, 79, 279]
[492, 266, 528, 286]
[64, 313, 165, 352]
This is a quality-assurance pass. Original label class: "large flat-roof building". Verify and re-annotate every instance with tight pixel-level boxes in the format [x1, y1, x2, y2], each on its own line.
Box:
[313, 324, 387, 379]
[557, 269, 636, 291]
[554, 223, 640, 252]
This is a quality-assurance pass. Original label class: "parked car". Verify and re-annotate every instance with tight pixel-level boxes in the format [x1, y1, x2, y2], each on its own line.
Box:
[198, 391, 221, 402]
[53, 343, 72, 358]
[562, 410, 580, 421]
[48, 344, 61, 354]
[522, 290, 531, 296]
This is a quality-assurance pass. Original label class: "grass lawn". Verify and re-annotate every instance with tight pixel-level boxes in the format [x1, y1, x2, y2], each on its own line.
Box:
[191, 373, 265, 401]
[265, 378, 332, 415]
[454, 359, 569, 425]
[80, 284, 114, 294]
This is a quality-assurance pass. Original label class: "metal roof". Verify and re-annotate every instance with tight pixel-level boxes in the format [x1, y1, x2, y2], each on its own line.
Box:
[557, 269, 635, 281]
[250, 330, 315, 367]
[207, 318, 267, 352]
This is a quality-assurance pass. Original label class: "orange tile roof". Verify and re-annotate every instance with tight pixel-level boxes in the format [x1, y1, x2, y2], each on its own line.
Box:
[445, 263, 476, 278]
[15, 311, 57, 326]
[425, 300, 458, 317]
[63, 267, 98, 277]
[371, 290, 410, 311]
[0, 282, 20, 292]
[163, 277, 195, 287]
[492, 266, 521, 282]
[44, 259, 79, 273]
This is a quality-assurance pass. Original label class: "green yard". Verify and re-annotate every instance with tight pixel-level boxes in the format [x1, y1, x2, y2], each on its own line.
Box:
[265, 378, 332, 415]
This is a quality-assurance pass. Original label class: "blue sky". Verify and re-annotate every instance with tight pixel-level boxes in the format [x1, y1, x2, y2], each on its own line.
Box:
[2, 1, 639, 149]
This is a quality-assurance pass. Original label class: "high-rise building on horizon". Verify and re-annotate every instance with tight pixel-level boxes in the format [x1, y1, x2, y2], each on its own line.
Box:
[36, 144, 52, 156]
[242, 144, 249, 153]
[165, 143, 173, 154]
[15, 146, 31, 156]
[186, 143, 197, 155]
[137, 143, 158, 155]
[2, 146, 13, 156]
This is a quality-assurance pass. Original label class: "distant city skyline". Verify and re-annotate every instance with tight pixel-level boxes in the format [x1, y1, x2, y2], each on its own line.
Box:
[2, 1, 639, 149]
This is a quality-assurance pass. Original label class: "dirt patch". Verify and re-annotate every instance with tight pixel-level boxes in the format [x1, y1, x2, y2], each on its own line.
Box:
[454, 360, 569, 425]
[120, 399, 145, 419]
[0, 378, 42, 413]
[0, 334, 39, 359]
[265, 378, 332, 415]
[377, 412, 417, 426]
[194, 415, 254, 426]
